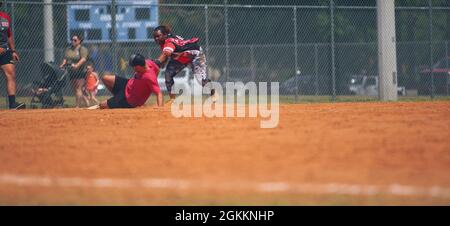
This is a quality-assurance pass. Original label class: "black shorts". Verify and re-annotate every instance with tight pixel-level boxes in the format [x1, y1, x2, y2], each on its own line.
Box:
[107, 76, 133, 109]
[166, 59, 187, 76]
[0, 49, 14, 66]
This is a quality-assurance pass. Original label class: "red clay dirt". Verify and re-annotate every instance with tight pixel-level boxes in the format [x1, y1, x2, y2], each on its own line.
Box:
[0, 101, 449, 205]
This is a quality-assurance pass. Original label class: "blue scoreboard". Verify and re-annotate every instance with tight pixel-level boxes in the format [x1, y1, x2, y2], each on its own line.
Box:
[67, 0, 159, 43]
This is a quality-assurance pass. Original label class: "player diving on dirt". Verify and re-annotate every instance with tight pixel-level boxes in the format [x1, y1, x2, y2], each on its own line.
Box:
[88, 54, 163, 109]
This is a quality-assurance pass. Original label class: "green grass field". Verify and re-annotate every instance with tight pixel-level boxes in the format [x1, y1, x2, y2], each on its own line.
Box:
[1, 95, 450, 109]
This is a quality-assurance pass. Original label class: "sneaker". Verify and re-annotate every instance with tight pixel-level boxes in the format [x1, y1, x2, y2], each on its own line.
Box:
[211, 89, 217, 103]
[86, 104, 100, 110]
[165, 98, 175, 106]
[10, 102, 26, 110]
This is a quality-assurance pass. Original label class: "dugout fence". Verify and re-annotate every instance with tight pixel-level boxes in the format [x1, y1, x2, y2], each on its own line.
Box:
[1, 0, 449, 108]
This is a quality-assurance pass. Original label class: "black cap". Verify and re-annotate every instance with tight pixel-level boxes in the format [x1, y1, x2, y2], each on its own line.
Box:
[129, 54, 146, 67]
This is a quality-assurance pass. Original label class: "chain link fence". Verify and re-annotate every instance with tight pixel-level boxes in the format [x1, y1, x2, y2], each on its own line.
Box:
[0, 0, 449, 108]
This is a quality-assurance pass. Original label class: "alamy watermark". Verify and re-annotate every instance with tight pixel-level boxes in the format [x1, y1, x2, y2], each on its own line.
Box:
[171, 82, 279, 129]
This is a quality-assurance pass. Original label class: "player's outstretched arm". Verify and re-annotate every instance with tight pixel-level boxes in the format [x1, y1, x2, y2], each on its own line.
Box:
[154, 50, 171, 68]
[156, 92, 163, 107]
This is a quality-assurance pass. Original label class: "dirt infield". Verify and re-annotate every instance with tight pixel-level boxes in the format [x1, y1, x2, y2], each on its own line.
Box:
[0, 101, 449, 205]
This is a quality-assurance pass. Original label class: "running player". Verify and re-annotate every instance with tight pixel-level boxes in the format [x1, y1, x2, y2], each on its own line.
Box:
[152, 25, 215, 104]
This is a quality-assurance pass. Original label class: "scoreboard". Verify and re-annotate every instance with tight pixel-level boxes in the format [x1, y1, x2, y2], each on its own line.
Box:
[67, 0, 159, 43]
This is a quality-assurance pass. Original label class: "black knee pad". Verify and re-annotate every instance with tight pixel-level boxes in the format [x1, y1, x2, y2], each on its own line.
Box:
[165, 61, 185, 93]
[165, 80, 174, 93]
[165, 72, 176, 93]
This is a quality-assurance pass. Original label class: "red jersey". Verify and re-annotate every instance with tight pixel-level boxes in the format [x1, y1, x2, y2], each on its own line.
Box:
[160, 35, 200, 64]
[125, 60, 161, 107]
[0, 12, 12, 48]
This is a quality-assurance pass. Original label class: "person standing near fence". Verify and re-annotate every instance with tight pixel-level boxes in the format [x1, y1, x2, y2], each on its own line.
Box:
[60, 35, 89, 108]
[0, 3, 25, 109]
[152, 25, 215, 105]
[84, 61, 99, 106]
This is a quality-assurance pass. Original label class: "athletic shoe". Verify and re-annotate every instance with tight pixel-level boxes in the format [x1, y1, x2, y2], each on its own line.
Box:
[86, 104, 100, 110]
[165, 98, 175, 106]
[209, 88, 218, 103]
[211, 92, 218, 103]
[10, 102, 26, 110]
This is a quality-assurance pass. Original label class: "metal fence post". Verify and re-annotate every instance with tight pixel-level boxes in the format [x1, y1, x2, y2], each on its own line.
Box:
[330, 0, 337, 101]
[44, 0, 54, 63]
[428, 0, 434, 99]
[224, 0, 230, 82]
[250, 44, 256, 81]
[10, 2, 15, 36]
[204, 5, 209, 61]
[111, 0, 118, 75]
[314, 43, 319, 96]
[446, 41, 449, 96]
[293, 6, 299, 102]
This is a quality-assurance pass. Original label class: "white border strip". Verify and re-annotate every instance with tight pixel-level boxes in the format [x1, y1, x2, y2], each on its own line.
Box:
[1, 174, 450, 199]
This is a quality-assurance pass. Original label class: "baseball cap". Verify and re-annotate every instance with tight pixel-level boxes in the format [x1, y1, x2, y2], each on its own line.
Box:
[129, 54, 146, 67]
